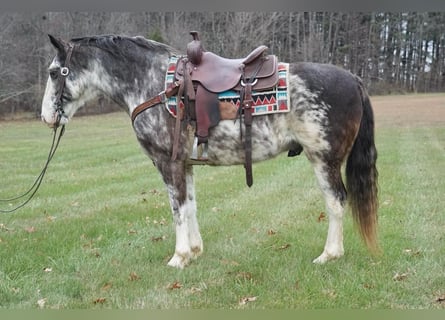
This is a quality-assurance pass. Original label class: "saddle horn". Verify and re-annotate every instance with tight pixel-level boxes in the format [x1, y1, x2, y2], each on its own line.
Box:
[187, 31, 204, 65]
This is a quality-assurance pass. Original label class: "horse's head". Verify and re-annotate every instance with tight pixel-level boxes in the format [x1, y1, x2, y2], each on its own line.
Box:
[41, 35, 98, 128]
[41, 34, 176, 128]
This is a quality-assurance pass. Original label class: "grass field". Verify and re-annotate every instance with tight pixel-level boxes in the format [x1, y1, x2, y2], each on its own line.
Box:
[0, 94, 444, 309]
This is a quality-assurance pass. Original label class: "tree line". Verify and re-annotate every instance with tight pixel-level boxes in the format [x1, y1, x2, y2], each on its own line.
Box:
[1, 12, 444, 117]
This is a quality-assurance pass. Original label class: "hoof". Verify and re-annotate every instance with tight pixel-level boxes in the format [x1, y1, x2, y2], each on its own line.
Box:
[312, 250, 343, 264]
[167, 253, 189, 269]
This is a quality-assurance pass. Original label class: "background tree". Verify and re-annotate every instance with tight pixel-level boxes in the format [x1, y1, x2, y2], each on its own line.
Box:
[1, 12, 444, 117]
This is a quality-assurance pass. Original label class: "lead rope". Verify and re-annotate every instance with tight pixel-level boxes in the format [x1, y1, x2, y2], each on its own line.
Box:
[0, 124, 65, 213]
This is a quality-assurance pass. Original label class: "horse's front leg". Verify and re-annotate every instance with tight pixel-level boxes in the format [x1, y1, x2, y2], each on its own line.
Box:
[160, 162, 203, 268]
[184, 166, 204, 259]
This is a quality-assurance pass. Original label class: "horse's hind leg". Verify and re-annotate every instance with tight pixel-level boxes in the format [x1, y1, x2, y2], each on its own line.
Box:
[311, 160, 347, 264]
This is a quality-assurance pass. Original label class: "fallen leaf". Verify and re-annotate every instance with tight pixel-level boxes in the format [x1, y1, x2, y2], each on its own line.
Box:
[393, 272, 409, 281]
[189, 287, 203, 294]
[403, 248, 421, 257]
[363, 283, 375, 289]
[151, 235, 166, 242]
[236, 272, 252, 280]
[267, 229, 277, 235]
[149, 189, 160, 195]
[37, 298, 47, 308]
[251, 227, 260, 233]
[167, 281, 182, 290]
[129, 272, 140, 281]
[221, 259, 239, 266]
[43, 267, 52, 273]
[277, 243, 291, 250]
[322, 289, 337, 298]
[101, 282, 112, 291]
[93, 297, 106, 304]
[127, 229, 137, 235]
[317, 212, 326, 222]
[239, 296, 257, 305]
[45, 215, 56, 222]
[436, 294, 445, 303]
[25, 226, 36, 233]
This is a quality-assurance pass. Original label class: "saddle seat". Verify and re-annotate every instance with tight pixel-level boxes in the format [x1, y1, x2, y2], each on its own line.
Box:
[189, 48, 277, 93]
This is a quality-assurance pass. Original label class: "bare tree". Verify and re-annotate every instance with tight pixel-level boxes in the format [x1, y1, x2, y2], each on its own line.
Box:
[1, 12, 445, 116]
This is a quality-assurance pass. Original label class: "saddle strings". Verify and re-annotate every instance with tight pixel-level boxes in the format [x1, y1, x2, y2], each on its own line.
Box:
[0, 125, 65, 213]
[238, 57, 266, 139]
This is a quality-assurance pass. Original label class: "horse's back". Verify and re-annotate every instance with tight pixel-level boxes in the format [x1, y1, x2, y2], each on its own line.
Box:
[290, 62, 362, 108]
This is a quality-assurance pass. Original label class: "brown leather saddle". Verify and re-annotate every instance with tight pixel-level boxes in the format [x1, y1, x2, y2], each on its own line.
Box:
[174, 32, 278, 144]
[174, 31, 280, 186]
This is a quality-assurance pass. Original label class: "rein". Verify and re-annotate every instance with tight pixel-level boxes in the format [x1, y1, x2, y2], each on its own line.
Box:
[0, 43, 75, 213]
[131, 80, 182, 162]
[0, 125, 65, 213]
[131, 81, 180, 122]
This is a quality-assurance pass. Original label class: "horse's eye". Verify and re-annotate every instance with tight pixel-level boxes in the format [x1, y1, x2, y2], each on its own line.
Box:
[49, 69, 58, 80]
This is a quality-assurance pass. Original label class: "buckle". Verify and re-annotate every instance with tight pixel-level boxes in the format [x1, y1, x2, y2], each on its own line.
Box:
[240, 78, 258, 87]
[159, 91, 167, 103]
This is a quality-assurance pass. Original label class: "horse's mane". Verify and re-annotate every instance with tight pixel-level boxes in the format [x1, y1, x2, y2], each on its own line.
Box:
[69, 34, 179, 57]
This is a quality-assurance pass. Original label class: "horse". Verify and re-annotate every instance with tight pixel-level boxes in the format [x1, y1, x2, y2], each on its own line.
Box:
[40, 34, 378, 269]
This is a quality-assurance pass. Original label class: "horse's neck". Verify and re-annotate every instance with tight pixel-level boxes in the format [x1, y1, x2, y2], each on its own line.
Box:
[98, 51, 170, 115]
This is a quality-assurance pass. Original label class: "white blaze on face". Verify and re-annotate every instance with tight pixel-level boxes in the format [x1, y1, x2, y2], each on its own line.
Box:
[41, 59, 61, 127]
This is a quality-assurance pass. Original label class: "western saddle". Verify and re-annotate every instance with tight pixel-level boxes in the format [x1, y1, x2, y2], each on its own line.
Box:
[177, 31, 279, 186]
[132, 31, 280, 187]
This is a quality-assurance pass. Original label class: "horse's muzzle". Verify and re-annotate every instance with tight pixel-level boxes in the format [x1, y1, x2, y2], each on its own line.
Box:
[41, 113, 68, 128]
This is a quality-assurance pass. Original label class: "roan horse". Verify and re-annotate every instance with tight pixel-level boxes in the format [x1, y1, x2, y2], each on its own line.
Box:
[41, 34, 378, 269]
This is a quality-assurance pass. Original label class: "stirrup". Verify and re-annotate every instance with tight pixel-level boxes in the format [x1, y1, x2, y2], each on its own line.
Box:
[191, 137, 208, 161]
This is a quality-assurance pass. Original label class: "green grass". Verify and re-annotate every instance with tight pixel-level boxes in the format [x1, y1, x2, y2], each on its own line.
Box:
[0, 108, 444, 309]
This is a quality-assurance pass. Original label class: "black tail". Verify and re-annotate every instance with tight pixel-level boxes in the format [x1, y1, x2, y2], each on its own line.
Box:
[346, 80, 379, 253]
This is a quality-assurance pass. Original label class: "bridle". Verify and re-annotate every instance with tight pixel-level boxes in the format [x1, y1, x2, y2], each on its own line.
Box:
[53, 42, 76, 127]
[0, 43, 76, 213]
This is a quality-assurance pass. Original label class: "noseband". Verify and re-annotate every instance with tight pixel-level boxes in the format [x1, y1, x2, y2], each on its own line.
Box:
[53, 42, 76, 127]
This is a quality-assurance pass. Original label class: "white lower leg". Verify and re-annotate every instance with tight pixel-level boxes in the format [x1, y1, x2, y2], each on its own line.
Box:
[166, 173, 203, 268]
[187, 210, 203, 258]
[185, 173, 203, 258]
[166, 183, 192, 269]
[313, 196, 345, 264]
[167, 215, 191, 268]
[311, 163, 345, 264]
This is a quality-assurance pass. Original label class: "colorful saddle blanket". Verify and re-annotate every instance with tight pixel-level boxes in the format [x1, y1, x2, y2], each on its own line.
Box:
[164, 56, 290, 118]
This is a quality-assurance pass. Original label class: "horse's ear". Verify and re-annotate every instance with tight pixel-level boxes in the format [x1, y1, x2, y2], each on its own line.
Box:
[48, 34, 66, 52]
